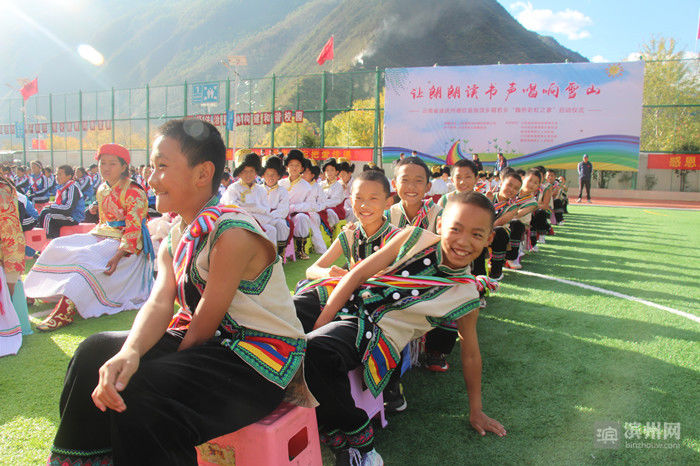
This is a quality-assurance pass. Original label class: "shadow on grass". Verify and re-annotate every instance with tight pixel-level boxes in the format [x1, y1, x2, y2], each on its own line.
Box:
[375, 299, 698, 464]
[0, 309, 138, 460]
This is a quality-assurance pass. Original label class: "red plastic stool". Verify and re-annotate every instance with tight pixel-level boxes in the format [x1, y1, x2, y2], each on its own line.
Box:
[348, 368, 388, 428]
[24, 228, 49, 253]
[59, 223, 95, 236]
[196, 402, 322, 466]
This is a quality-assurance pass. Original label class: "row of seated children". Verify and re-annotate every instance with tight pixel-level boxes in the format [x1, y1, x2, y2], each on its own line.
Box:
[216, 150, 358, 261]
[42, 121, 506, 466]
[2, 161, 101, 235]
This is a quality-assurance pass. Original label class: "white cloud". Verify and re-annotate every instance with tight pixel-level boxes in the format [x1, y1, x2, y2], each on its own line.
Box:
[590, 55, 607, 63]
[625, 52, 642, 61]
[682, 51, 699, 59]
[510, 1, 592, 40]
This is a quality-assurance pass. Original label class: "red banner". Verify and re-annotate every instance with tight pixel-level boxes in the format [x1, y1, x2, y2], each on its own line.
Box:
[250, 147, 373, 162]
[647, 153, 699, 170]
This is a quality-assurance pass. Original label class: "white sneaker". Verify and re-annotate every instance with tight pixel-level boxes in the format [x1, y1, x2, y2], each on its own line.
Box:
[361, 449, 384, 466]
[530, 245, 539, 252]
[537, 236, 546, 244]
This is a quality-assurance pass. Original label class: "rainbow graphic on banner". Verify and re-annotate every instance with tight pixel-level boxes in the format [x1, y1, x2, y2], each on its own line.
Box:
[445, 141, 467, 165]
[383, 134, 640, 171]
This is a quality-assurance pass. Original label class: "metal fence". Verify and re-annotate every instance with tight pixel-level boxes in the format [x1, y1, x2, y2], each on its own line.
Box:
[0, 68, 384, 168]
[1, 59, 697, 190]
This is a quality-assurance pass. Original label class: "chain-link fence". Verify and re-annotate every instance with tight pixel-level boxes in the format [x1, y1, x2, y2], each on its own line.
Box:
[0, 68, 384, 168]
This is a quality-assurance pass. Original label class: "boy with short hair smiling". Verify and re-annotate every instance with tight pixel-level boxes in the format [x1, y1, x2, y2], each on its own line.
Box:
[298, 191, 505, 464]
[387, 156, 442, 232]
[47, 120, 313, 465]
[488, 171, 522, 280]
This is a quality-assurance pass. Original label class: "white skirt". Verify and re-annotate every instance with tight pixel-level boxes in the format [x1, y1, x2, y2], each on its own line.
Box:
[24, 233, 152, 319]
[0, 268, 22, 357]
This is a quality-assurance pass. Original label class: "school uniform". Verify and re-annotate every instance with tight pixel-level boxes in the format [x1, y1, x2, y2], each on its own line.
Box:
[89, 173, 101, 194]
[387, 199, 442, 233]
[220, 179, 277, 245]
[46, 174, 57, 197]
[37, 180, 86, 238]
[14, 175, 29, 195]
[76, 175, 95, 203]
[47, 201, 314, 466]
[295, 228, 495, 453]
[27, 173, 50, 203]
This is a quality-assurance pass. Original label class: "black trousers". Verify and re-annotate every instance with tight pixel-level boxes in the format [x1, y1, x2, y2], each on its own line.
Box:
[471, 247, 488, 276]
[305, 318, 375, 453]
[489, 227, 510, 278]
[531, 209, 550, 235]
[506, 220, 525, 260]
[578, 178, 591, 200]
[50, 331, 284, 466]
[38, 209, 77, 238]
[553, 199, 564, 223]
[424, 327, 458, 354]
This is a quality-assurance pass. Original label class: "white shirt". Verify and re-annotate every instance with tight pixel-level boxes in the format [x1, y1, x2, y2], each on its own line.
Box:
[265, 184, 290, 219]
[221, 180, 272, 224]
[279, 176, 314, 213]
[319, 178, 345, 210]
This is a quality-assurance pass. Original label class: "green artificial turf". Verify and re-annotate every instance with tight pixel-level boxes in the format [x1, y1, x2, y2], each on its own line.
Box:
[0, 205, 698, 464]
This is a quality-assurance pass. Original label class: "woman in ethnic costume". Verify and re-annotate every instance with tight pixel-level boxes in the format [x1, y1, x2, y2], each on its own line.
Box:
[24, 143, 153, 331]
[47, 119, 313, 465]
[0, 174, 25, 356]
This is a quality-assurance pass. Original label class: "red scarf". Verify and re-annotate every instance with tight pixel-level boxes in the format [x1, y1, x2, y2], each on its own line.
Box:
[55, 180, 75, 204]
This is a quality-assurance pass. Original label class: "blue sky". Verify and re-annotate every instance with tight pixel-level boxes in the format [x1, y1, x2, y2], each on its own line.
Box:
[497, 0, 700, 62]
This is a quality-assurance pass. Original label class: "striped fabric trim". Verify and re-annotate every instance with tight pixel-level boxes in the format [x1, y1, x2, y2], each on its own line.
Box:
[0, 325, 22, 337]
[30, 263, 123, 307]
[364, 336, 400, 395]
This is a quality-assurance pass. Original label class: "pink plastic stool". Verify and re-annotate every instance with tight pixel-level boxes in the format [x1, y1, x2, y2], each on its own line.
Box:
[24, 228, 49, 253]
[59, 223, 94, 236]
[348, 368, 388, 428]
[196, 402, 322, 466]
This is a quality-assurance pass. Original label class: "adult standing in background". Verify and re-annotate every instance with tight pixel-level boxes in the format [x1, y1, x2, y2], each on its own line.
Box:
[472, 153, 483, 172]
[496, 153, 508, 173]
[577, 154, 593, 203]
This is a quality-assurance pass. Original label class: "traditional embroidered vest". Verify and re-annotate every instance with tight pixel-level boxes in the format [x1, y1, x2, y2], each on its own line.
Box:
[387, 199, 442, 233]
[166, 201, 311, 399]
[298, 227, 497, 396]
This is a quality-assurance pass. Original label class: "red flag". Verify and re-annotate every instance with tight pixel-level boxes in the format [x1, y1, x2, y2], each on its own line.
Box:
[316, 36, 334, 65]
[20, 78, 38, 101]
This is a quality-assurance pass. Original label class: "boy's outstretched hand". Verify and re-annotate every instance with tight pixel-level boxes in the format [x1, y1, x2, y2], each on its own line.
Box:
[470, 410, 507, 437]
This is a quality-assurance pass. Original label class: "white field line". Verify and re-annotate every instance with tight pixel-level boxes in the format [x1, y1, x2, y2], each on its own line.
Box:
[511, 269, 700, 324]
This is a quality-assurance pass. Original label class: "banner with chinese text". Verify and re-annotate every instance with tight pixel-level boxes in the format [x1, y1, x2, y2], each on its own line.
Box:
[647, 153, 699, 170]
[383, 62, 644, 171]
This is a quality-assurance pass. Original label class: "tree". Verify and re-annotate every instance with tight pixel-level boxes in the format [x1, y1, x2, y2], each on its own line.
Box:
[324, 93, 384, 147]
[256, 118, 320, 148]
[640, 37, 700, 153]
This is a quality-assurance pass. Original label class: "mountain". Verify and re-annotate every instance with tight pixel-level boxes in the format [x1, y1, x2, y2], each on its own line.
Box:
[0, 0, 587, 95]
